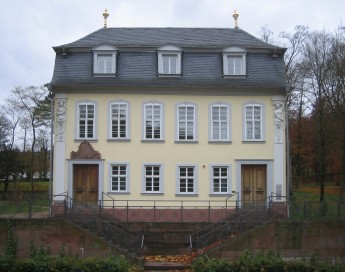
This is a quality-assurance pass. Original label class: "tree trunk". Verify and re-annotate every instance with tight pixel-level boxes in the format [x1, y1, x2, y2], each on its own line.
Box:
[341, 124, 345, 202]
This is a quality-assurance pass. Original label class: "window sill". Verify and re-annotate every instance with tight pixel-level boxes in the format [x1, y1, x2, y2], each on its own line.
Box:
[141, 192, 164, 196]
[242, 140, 266, 144]
[223, 74, 246, 79]
[93, 73, 116, 77]
[107, 139, 131, 142]
[174, 140, 198, 144]
[208, 140, 232, 144]
[74, 138, 98, 142]
[158, 74, 182, 78]
[141, 139, 165, 143]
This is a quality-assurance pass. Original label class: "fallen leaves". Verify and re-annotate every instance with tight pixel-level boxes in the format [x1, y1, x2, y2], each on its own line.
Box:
[143, 232, 240, 265]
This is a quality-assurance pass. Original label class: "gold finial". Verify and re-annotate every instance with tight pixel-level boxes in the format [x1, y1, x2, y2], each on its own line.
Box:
[233, 10, 239, 29]
[103, 8, 109, 28]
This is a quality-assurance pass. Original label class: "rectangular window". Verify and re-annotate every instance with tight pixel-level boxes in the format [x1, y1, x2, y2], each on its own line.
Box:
[110, 164, 128, 192]
[144, 104, 162, 140]
[211, 105, 229, 141]
[110, 103, 128, 139]
[162, 54, 177, 74]
[97, 54, 113, 73]
[227, 56, 243, 75]
[178, 166, 196, 194]
[245, 104, 262, 140]
[178, 105, 195, 140]
[212, 166, 229, 193]
[78, 103, 95, 139]
[144, 165, 161, 193]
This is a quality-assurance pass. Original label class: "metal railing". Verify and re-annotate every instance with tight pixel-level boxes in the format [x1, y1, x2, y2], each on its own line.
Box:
[99, 198, 230, 222]
[51, 194, 144, 257]
[1, 193, 345, 222]
[2, 192, 345, 256]
[189, 198, 270, 249]
[0, 193, 50, 219]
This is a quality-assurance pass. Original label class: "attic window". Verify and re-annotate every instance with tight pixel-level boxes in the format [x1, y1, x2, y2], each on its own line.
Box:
[157, 45, 182, 77]
[93, 45, 117, 76]
[222, 46, 247, 77]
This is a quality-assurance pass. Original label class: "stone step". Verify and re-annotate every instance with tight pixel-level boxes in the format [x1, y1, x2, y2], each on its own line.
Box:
[142, 262, 191, 271]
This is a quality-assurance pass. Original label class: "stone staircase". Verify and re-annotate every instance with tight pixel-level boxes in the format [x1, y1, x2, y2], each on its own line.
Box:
[55, 197, 287, 269]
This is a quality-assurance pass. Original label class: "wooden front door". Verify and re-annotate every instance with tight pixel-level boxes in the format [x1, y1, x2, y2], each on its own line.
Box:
[241, 165, 267, 205]
[73, 164, 99, 205]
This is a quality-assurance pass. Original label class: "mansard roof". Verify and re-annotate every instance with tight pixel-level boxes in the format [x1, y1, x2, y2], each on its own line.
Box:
[50, 27, 287, 91]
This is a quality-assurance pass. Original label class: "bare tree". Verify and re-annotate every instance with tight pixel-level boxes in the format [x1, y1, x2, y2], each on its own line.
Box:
[302, 30, 333, 201]
[0, 110, 10, 148]
[257, 24, 276, 44]
[9, 86, 49, 195]
[279, 26, 309, 192]
[321, 28, 345, 200]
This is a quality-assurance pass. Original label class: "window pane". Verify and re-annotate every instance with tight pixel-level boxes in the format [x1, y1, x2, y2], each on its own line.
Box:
[245, 104, 262, 140]
[178, 105, 194, 140]
[145, 165, 160, 192]
[162, 54, 177, 74]
[145, 104, 161, 140]
[228, 56, 242, 75]
[111, 165, 127, 192]
[213, 167, 228, 193]
[179, 167, 195, 193]
[111, 103, 127, 139]
[213, 122, 220, 139]
[97, 54, 112, 73]
[211, 105, 228, 140]
[79, 103, 94, 139]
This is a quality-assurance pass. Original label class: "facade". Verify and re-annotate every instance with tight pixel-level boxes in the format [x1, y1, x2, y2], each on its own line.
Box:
[49, 26, 287, 221]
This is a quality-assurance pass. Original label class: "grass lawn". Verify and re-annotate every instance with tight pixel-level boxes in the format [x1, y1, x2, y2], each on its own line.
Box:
[0, 181, 50, 192]
[290, 183, 343, 220]
[293, 183, 341, 201]
[0, 181, 50, 216]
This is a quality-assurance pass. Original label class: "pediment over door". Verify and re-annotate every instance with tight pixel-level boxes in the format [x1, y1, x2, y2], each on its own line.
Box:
[70, 141, 101, 159]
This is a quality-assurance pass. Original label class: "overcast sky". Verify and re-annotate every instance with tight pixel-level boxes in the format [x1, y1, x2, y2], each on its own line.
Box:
[0, 0, 344, 104]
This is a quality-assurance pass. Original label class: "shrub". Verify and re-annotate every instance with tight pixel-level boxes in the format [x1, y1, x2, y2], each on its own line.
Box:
[191, 251, 345, 272]
[0, 255, 132, 272]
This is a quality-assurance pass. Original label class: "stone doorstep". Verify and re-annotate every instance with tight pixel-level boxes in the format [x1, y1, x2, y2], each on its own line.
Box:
[142, 262, 191, 271]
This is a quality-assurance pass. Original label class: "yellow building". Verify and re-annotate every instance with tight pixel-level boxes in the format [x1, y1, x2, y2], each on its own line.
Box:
[49, 26, 287, 222]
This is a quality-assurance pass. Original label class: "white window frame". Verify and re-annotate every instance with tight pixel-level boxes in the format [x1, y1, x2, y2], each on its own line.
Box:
[176, 164, 198, 196]
[75, 100, 97, 140]
[157, 45, 182, 77]
[243, 102, 265, 141]
[108, 100, 130, 141]
[142, 101, 164, 141]
[209, 164, 232, 195]
[93, 45, 117, 76]
[222, 46, 247, 77]
[209, 102, 231, 142]
[109, 162, 130, 194]
[175, 102, 198, 142]
[142, 163, 164, 194]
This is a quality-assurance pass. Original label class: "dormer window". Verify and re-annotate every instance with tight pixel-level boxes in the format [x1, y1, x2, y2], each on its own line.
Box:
[222, 46, 247, 77]
[93, 45, 117, 76]
[157, 45, 182, 77]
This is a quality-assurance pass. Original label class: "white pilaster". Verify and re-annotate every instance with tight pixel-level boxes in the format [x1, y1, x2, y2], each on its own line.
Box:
[54, 94, 67, 200]
[272, 96, 286, 200]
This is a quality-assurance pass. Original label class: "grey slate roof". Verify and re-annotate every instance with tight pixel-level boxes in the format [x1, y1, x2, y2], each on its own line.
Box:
[55, 27, 281, 50]
[50, 27, 287, 89]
